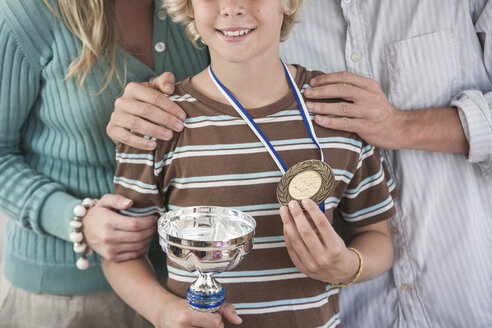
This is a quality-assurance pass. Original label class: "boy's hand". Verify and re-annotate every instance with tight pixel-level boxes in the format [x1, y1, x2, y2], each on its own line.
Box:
[157, 298, 241, 328]
[279, 199, 359, 283]
[106, 72, 187, 150]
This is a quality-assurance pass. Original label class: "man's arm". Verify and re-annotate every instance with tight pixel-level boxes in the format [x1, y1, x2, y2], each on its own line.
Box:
[304, 71, 469, 153]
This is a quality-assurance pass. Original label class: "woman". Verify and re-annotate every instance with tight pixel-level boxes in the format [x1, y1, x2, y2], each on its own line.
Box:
[0, 0, 207, 326]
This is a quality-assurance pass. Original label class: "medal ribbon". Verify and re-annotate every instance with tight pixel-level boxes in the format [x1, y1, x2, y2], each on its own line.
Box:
[208, 60, 326, 210]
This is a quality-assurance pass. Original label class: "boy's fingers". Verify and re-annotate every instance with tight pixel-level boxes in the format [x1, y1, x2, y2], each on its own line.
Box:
[301, 199, 337, 246]
[288, 201, 324, 254]
[218, 302, 242, 325]
[281, 203, 314, 261]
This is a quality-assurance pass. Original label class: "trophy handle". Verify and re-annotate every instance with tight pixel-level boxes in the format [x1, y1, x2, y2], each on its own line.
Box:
[187, 272, 225, 312]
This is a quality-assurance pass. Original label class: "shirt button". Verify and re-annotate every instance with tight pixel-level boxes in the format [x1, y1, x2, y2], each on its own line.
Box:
[401, 283, 411, 291]
[351, 51, 361, 62]
[343, 0, 352, 4]
[157, 9, 167, 21]
[154, 42, 166, 53]
[391, 226, 400, 234]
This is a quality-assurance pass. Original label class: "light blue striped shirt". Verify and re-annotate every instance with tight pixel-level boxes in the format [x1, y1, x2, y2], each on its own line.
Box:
[280, 1, 492, 327]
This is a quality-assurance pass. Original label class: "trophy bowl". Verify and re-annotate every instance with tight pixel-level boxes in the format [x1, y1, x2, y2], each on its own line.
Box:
[158, 206, 256, 312]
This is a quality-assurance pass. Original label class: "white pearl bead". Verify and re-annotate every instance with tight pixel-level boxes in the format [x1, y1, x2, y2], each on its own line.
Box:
[82, 198, 93, 207]
[73, 242, 87, 254]
[70, 220, 82, 228]
[76, 257, 90, 270]
[70, 231, 83, 243]
[73, 205, 87, 217]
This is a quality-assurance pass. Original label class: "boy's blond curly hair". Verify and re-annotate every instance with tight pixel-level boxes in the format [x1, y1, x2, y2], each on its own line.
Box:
[163, 0, 304, 47]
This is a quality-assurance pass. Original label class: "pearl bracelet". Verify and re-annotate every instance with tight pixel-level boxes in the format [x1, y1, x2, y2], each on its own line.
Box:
[70, 198, 97, 270]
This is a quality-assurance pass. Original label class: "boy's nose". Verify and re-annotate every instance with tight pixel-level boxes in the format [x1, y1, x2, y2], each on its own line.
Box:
[220, 0, 246, 17]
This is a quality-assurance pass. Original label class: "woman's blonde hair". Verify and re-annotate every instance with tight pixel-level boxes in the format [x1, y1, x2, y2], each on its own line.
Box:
[164, 0, 304, 47]
[44, 0, 123, 92]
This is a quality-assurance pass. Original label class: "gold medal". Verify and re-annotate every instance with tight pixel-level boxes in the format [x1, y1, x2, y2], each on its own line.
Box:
[276, 159, 335, 208]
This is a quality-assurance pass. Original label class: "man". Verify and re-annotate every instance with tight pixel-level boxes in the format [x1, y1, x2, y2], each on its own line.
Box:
[279, 1, 492, 327]
[107, 1, 492, 326]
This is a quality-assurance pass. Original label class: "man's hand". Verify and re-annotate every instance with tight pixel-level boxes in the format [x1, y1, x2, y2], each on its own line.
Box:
[107, 72, 186, 150]
[305, 71, 406, 149]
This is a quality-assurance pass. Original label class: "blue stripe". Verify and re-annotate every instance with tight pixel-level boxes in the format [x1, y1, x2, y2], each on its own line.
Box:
[168, 266, 300, 277]
[341, 196, 393, 218]
[125, 205, 166, 213]
[184, 114, 236, 123]
[254, 236, 285, 243]
[324, 197, 341, 205]
[165, 171, 282, 184]
[333, 169, 354, 179]
[233, 286, 335, 309]
[317, 313, 341, 328]
[113, 176, 158, 190]
[344, 168, 384, 194]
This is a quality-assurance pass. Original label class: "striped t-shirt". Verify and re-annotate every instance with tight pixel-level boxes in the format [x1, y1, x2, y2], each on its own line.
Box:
[114, 65, 396, 328]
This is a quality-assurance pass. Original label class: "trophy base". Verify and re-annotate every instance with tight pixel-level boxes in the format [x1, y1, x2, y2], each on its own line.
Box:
[187, 287, 226, 312]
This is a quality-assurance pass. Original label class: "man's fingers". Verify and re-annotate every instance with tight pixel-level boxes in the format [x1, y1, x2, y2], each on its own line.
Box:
[313, 115, 365, 133]
[307, 101, 367, 118]
[309, 71, 379, 91]
[304, 83, 373, 102]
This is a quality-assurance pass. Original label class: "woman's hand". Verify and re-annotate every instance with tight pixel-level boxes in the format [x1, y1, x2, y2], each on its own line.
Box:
[82, 194, 157, 262]
[279, 199, 359, 283]
[157, 298, 242, 328]
[107, 72, 187, 150]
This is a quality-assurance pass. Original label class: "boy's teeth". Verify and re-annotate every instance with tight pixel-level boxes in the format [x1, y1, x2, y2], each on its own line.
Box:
[222, 29, 250, 36]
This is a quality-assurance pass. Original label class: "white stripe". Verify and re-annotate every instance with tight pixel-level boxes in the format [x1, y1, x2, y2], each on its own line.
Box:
[343, 174, 385, 199]
[157, 142, 361, 172]
[168, 177, 280, 190]
[116, 158, 153, 166]
[114, 180, 159, 194]
[184, 115, 303, 129]
[168, 272, 308, 284]
[344, 201, 394, 223]
[253, 242, 286, 249]
[235, 288, 339, 315]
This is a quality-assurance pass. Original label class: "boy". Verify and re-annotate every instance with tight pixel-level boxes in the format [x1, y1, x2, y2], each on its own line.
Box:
[104, 1, 396, 327]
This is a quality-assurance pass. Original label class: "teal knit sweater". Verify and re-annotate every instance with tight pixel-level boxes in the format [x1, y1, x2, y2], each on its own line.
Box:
[0, 0, 208, 294]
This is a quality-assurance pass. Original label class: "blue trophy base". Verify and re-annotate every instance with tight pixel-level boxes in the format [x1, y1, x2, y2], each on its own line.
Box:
[187, 287, 226, 312]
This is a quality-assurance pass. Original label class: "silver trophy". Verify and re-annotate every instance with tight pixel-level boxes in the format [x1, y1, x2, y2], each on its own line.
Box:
[158, 206, 256, 312]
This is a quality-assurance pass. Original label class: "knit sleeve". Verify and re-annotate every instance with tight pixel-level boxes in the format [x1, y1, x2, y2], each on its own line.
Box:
[0, 3, 80, 241]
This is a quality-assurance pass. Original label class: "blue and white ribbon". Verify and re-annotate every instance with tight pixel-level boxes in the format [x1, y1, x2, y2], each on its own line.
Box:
[208, 60, 325, 174]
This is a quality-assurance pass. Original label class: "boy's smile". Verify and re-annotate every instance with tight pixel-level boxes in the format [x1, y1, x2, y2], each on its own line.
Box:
[191, 0, 287, 65]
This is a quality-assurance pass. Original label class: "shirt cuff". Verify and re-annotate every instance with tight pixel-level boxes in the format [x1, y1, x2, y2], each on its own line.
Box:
[40, 191, 81, 242]
[451, 90, 492, 177]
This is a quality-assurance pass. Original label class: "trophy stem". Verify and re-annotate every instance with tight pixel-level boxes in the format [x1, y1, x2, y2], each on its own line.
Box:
[187, 272, 225, 312]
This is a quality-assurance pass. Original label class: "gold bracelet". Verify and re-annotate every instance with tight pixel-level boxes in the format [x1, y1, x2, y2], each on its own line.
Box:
[329, 247, 363, 288]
